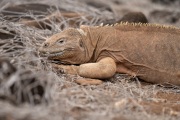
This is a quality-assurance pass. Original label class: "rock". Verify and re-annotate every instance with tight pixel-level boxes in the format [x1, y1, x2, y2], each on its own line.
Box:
[118, 12, 148, 23]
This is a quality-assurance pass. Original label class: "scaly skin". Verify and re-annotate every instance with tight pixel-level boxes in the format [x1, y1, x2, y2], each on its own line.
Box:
[39, 22, 180, 85]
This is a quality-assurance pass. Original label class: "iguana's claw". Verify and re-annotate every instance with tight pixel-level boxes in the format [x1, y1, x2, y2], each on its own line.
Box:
[51, 63, 65, 74]
[59, 68, 65, 74]
[51, 63, 79, 75]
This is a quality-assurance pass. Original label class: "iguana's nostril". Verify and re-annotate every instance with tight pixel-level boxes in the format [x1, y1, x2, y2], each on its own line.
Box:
[43, 43, 49, 48]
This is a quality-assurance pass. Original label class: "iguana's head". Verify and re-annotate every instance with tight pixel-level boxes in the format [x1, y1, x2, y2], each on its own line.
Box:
[39, 28, 89, 64]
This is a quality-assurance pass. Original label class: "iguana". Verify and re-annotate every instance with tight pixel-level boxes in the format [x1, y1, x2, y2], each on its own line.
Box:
[39, 22, 180, 85]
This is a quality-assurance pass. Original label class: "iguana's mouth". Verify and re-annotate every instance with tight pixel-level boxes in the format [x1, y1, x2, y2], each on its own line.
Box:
[50, 59, 71, 65]
[39, 51, 64, 57]
[39, 48, 75, 57]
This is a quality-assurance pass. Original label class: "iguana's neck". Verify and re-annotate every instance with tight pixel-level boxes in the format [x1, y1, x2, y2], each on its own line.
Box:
[81, 26, 107, 62]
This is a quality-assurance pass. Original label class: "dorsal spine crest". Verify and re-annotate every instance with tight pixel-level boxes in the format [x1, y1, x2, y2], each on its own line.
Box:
[97, 22, 179, 30]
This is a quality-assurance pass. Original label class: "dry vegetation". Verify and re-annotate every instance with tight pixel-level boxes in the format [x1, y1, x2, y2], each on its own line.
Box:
[0, 0, 180, 120]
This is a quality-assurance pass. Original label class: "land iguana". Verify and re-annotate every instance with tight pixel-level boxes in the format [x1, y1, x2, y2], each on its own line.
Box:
[39, 22, 180, 85]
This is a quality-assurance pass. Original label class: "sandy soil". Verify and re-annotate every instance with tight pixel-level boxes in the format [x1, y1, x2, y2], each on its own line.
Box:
[0, 0, 180, 120]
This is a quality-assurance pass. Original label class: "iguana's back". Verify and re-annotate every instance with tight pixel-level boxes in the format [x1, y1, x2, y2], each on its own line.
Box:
[85, 23, 180, 85]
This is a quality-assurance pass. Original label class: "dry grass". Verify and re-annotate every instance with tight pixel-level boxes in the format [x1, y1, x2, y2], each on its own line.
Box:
[0, 0, 180, 120]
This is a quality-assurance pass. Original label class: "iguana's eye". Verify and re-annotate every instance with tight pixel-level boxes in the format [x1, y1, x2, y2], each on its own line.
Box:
[79, 40, 83, 48]
[58, 38, 65, 44]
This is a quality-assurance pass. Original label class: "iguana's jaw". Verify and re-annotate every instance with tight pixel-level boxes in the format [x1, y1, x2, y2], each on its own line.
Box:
[39, 48, 74, 60]
[41, 50, 84, 65]
[40, 51, 64, 58]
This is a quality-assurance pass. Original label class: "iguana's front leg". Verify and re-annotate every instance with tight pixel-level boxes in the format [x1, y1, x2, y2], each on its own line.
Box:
[52, 57, 116, 78]
[78, 57, 117, 79]
[52, 57, 117, 85]
[51, 64, 104, 85]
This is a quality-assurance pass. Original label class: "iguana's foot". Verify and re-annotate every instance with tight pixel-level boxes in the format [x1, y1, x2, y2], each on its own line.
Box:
[117, 64, 136, 77]
[51, 63, 79, 75]
[75, 78, 103, 85]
